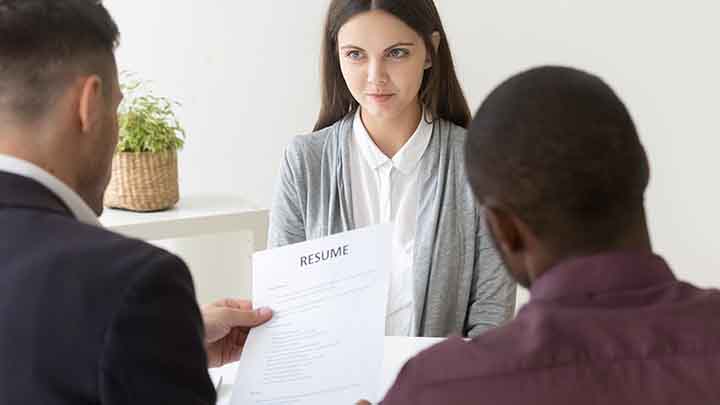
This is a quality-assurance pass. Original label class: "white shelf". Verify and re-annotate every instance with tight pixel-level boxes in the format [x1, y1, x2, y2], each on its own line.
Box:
[100, 194, 269, 251]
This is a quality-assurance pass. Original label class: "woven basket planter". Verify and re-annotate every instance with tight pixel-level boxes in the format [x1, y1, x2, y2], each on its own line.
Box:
[104, 150, 179, 212]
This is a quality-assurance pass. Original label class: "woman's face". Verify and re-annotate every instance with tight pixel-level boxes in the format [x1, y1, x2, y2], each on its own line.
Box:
[337, 10, 431, 121]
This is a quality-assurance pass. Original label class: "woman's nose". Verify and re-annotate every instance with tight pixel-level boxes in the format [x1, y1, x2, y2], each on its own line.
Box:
[367, 59, 389, 86]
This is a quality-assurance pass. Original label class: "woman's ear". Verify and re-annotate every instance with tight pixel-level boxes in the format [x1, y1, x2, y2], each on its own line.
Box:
[425, 31, 441, 69]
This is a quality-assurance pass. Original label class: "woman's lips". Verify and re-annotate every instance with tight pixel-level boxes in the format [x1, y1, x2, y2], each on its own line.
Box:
[367, 93, 395, 104]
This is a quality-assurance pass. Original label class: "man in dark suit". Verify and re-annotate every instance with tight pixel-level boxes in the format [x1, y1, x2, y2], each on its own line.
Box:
[0, 1, 271, 404]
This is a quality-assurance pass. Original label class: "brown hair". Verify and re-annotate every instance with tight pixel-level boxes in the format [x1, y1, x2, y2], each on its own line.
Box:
[314, 0, 471, 131]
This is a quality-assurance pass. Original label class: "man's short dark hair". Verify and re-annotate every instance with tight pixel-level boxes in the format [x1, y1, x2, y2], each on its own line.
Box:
[0, 0, 119, 121]
[465, 66, 650, 252]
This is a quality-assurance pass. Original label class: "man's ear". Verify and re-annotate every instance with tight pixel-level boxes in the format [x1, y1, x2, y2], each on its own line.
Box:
[77, 75, 104, 133]
[425, 31, 441, 69]
[485, 205, 525, 255]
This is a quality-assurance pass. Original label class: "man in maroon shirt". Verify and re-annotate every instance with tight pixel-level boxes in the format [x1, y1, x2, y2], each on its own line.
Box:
[378, 66, 720, 404]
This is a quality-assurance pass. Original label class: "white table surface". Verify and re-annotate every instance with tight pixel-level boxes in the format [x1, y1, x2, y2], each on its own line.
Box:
[209, 336, 444, 404]
[100, 194, 269, 250]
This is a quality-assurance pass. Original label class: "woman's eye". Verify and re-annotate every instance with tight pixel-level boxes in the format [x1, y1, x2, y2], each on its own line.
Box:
[388, 48, 409, 58]
[345, 50, 363, 60]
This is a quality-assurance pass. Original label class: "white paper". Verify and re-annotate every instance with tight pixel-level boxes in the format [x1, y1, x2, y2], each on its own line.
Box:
[231, 224, 392, 405]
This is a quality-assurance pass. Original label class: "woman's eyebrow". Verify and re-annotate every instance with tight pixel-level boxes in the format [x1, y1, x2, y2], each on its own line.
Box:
[383, 42, 416, 51]
[339, 41, 417, 51]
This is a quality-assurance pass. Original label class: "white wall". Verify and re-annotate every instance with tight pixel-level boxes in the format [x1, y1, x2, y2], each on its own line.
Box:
[105, 1, 720, 305]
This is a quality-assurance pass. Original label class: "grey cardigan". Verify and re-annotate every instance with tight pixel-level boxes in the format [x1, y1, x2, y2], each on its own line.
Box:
[268, 115, 516, 337]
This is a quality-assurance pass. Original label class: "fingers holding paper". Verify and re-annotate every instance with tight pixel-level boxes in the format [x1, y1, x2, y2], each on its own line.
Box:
[202, 298, 273, 368]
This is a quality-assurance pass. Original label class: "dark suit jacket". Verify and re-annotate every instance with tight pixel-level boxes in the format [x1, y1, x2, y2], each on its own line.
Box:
[0, 172, 216, 404]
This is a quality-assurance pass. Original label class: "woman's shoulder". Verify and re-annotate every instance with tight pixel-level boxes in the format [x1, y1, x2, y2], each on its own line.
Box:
[435, 119, 468, 156]
[439, 118, 467, 138]
[284, 118, 348, 158]
[281, 118, 351, 178]
[285, 126, 332, 156]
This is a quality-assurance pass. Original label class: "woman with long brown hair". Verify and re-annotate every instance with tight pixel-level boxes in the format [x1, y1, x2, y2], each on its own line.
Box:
[268, 0, 516, 337]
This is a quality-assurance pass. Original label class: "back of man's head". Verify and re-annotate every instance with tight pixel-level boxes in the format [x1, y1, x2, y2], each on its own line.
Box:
[465, 66, 650, 255]
[0, 0, 119, 123]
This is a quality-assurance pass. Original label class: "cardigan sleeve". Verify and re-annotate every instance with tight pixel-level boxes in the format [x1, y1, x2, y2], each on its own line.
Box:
[267, 139, 307, 248]
[465, 207, 517, 337]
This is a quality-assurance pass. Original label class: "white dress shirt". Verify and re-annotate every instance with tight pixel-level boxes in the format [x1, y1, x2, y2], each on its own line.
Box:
[349, 109, 433, 336]
[0, 154, 100, 226]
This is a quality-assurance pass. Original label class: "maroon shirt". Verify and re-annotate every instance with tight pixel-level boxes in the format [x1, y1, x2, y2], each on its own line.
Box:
[382, 252, 720, 404]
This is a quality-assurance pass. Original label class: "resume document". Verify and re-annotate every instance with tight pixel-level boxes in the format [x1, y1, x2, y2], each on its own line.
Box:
[231, 224, 392, 404]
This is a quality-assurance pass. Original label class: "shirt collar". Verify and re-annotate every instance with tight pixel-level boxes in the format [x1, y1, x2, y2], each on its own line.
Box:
[530, 251, 677, 302]
[0, 154, 101, 227]
[352, 108, 434, 175]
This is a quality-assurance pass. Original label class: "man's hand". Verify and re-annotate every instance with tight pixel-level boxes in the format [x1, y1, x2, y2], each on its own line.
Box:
[202, 298, 272, 368]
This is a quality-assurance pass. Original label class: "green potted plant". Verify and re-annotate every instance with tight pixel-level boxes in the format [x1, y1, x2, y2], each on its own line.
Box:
[104, 76, 185, 212]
